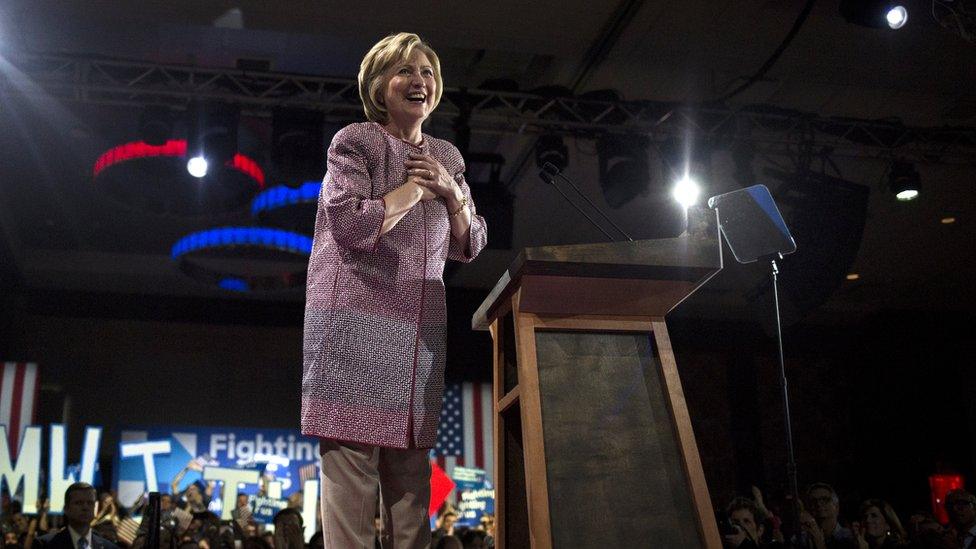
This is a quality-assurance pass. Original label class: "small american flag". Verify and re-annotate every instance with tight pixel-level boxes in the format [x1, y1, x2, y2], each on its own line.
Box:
[0, 362, 39, 456]
[299, 463, 318, 484]
[232, 503, 253, 530]
[171, 507, 193, 534]
[431, 382, 493, 482]
[116, 516, 141, 545]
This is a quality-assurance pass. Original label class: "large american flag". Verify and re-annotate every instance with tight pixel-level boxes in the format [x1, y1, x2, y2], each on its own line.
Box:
[431, 382, 493, 482]
[1, 362, 39, 456]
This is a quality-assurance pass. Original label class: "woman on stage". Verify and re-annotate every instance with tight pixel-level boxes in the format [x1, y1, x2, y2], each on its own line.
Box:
[301, 32, 487, 548]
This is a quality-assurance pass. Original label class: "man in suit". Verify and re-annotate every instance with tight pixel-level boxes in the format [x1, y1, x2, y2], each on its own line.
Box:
[33, 482, 119, 549]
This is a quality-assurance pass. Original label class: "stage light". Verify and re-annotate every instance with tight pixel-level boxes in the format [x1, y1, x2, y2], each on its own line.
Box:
[840, 0, 908, 29]
[886, 6, 908, 29]
[187, 156, 208, 178]
[139, 105, 174, 146]
[272, 108, 324, 187]
[889, 160, 920, 201]
[535, 134, 569, 173]
[597, 134, 650, 209]
[846, 273, 860, 281]
[941, 216, 956, 224]
[187, 100, 239, 171]
[672, 176, 700, 208]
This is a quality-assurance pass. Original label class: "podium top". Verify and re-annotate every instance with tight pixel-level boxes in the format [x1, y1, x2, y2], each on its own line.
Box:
[471, 209, 722, 330]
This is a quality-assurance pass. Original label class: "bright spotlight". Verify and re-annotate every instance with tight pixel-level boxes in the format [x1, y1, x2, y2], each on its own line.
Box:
[895, 189, 918, 201]
[672, 176, 700, 208]
[886, 5, 908, 29]
[889, 160, 920, 201]
[840, 0, 908, 29]
[187, 156, 208, 178]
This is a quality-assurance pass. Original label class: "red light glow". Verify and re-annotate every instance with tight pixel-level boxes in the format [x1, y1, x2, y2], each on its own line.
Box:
[930, 474, 964, 524]
[93, 140, 264, 188]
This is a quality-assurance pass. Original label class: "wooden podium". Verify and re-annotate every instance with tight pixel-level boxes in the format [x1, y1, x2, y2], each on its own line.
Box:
[471, 213, 723, 548]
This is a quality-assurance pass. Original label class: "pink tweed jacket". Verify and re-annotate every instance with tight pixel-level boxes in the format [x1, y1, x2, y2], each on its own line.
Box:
[301, 122, 487, 449]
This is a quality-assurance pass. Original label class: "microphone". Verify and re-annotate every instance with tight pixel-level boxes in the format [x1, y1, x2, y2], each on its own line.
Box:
[538, 162, 634, 242]
[539, 162, 559, 184]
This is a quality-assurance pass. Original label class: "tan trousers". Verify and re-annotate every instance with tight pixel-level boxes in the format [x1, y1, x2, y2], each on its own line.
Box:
[320, 439, 432, 549]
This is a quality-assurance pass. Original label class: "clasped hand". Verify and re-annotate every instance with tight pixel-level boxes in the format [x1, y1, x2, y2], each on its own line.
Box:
[406, 152, 461, 206]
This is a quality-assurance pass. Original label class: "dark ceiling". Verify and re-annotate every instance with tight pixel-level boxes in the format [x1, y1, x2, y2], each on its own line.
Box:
[0, 0, 974, 325]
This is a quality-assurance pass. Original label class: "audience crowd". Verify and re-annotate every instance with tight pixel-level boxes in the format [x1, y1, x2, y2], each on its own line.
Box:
[0, 460, 495, 549]
[5, 466, 976, 549]
[720, 483, 969, 549]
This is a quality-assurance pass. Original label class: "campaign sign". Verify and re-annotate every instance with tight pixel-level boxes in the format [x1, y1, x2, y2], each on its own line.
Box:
[452, 466, 495, 528]
[114, 426, 319, 507]
[252, 496, 289, 524]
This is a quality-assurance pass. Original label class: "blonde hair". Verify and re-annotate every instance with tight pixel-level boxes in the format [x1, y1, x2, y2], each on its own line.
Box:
[358, 32, 443, 123]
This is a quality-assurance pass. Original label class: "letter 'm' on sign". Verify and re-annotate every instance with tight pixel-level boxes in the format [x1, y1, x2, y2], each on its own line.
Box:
[120, 440, 172, 493]
[0, 426, 41, 505]
[49, 425, 102, 514]
[203, 466, 260, 520]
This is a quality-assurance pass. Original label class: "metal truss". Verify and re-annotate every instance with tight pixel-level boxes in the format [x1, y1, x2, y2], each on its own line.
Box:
[2, 51, 975, 165]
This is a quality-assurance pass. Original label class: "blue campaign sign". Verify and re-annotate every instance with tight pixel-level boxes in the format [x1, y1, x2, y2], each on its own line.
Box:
[452, 467, 495, 528]
[252, 496, 289, 524]
[114, 425, 319, 506]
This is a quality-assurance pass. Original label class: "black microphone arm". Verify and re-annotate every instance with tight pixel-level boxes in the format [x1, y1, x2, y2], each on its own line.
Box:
[540, 162, 634, 242]
[539, 167, 618, 242]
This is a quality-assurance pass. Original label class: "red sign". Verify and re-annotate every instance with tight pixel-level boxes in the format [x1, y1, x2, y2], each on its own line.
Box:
[930, 474, 964, 524]
[429, 459, 456, 517]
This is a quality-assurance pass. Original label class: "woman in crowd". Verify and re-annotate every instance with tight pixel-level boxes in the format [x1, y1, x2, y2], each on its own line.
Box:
[854, 499, 908, 548]
[301, 31, 487, 548]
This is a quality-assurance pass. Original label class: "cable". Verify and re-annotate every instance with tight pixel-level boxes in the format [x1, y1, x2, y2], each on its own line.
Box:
[716, 0, 818, 102]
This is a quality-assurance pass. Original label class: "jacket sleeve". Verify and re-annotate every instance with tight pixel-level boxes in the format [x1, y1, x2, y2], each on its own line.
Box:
[321, 126, 386, 253]
[447, 152, 488, 262]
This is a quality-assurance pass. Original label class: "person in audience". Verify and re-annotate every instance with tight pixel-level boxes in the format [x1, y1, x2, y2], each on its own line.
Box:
[91, 492, 121, 544]
[235, 494, 249, 511]
[432, 510, 458, 545]
[285, 492, 302, 510]
[433, 535, 463, 549]
[724, 496, 786, 548]
[271, 508, 303, 549]
[477, 513, 495, 548]
[170, 461, 214, 513]
[945, 489, 976, 549]
[851, 499, 907, 548]
[459, 529, 487, 549]
[797, 483, 857, 549]
[32, 482, 119, 549]
[903, 512, 953, 549]
[23, 499, 50, 549]
[241, 538, 270, 549]
[307, 531, 323, 549]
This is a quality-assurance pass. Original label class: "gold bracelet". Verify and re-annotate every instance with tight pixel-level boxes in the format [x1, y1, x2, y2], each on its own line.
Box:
[450, 196, 468, 217]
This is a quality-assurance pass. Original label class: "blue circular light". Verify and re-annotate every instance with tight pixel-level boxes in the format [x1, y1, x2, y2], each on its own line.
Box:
[171, 227, 313, 260]
[251, 181, 321, 217]
[218, 278, 250, 292]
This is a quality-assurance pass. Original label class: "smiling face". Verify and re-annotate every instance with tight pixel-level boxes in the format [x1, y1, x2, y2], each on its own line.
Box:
[381, 49, 437, 129]
[863, 505, 889, 538]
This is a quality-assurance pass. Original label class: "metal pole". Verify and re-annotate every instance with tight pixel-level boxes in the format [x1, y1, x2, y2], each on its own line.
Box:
[771, 257, 801, 526]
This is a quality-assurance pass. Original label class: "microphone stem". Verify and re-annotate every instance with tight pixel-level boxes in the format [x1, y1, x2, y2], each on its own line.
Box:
[549, 181, 618, 242]
[555, 173, 633, 241]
